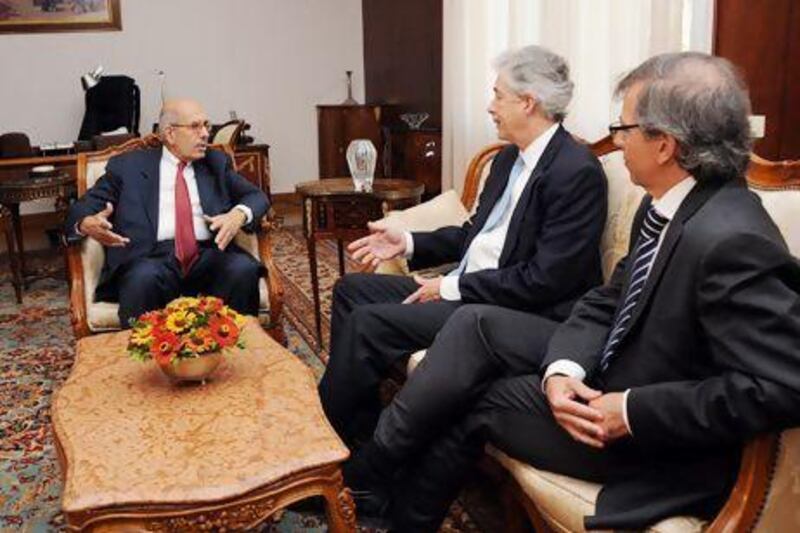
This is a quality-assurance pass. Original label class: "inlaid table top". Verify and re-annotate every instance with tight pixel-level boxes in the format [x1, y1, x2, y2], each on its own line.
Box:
[51, 319, 353, 531]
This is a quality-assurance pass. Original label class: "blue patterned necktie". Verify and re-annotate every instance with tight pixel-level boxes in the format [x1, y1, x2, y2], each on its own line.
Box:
[600, 204, 670, 371]
[448, 156, 527, 277]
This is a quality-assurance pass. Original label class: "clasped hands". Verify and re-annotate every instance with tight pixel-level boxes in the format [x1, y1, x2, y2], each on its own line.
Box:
[348, 220, 442, 303]
[544, 375, 629, 448]
[79, 202, 247, 251]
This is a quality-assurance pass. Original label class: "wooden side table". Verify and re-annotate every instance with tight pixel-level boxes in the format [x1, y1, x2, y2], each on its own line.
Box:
[295, 178, 424, 348]
[0, 172, 75, 303]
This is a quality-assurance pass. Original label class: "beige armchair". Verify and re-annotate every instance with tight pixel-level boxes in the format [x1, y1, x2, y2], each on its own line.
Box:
[65, 134, 285, 344]
[384, 137, 800, 531]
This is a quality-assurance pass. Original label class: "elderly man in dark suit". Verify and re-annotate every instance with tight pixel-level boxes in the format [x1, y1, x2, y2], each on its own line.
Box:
[343, 52, 800, 531]
[64, 99, 269, 326]
[319, 45, 608, 448]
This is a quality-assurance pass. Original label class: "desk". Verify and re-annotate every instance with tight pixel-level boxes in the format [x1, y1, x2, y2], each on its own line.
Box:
[0, 173, 74, 303]
[295, 178, 424, 348]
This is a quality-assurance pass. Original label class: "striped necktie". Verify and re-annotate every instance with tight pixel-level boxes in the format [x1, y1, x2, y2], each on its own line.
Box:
[448, 156, 526, 278]
[599, 204, 669, 371]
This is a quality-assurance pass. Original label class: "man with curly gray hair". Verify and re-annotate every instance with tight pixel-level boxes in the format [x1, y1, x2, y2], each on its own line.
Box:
[341, 52, 800, 531]
[319, 44, 608, 467]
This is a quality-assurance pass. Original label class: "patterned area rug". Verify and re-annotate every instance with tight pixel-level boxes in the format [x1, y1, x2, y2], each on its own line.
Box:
[0, 235, 488, 532]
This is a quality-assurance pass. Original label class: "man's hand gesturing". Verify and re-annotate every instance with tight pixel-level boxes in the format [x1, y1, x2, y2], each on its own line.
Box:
[204, 208, 247, 251]
[78, 202, 130, 247]
[348, 220, 406, 269]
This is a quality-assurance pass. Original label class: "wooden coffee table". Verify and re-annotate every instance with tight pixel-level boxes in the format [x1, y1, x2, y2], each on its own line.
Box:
[51, 319, 355, 531]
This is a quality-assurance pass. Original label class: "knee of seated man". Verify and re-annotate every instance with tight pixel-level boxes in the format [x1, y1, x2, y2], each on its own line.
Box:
[332, 272, 371, 302]
[221, 252, 260, 282]
[446, 304, 494, 330]
[349, 304, 390, 340]
[124, 259, 173, 290]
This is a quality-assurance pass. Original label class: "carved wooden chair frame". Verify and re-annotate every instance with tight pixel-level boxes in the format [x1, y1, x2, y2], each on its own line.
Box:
[65, 133, 285, 344]
[459, 135, 798, 532]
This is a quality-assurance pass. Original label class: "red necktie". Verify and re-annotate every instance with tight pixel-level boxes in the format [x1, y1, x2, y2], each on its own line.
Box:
[174, 161, 198, 276]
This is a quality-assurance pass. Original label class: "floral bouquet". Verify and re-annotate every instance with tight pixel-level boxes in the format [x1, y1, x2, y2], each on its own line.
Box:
[127, 296, 246, 370]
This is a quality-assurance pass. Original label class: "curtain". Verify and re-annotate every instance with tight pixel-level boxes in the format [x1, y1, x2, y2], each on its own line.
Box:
[442, 0, 714, 193]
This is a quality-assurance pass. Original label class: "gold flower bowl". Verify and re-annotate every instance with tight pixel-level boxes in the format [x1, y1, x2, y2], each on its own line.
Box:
[158, 352, 223, 383]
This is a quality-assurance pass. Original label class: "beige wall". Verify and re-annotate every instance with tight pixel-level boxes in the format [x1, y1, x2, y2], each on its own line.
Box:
[0, 0, 365, 198]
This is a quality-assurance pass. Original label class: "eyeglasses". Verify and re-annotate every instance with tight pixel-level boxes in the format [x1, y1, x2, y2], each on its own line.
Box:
[171, 120, 212, 133]
[608, 121, 641, 137]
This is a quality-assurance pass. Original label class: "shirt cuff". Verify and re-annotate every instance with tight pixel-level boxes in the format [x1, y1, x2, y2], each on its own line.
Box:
[439, 275, 462, 301]
[234, 204, 253, 224]
[75, 221, 85, 237]
[403, 231, 414, 259]
[622, 388, 633, 435]
[541, 359, 587, 391]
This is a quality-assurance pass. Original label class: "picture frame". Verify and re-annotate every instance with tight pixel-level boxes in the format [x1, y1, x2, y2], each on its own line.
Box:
[0, 0, 121, 34]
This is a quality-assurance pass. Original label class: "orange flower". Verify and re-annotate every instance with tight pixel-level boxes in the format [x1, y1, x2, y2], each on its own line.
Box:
[185, 327, 215, 354]
[199, 296, 224, 313]
[209, 316, 239, 348]
[150, 331, 181, 365]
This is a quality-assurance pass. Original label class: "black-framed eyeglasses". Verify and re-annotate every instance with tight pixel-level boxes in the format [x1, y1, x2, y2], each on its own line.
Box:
[171, 120, 212, 133]
[608, 121, 640, 136]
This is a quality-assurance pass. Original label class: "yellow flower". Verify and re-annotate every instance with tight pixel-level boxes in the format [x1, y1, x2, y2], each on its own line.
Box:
[165, 310, 191, 333]
[130, 324, 154, 347]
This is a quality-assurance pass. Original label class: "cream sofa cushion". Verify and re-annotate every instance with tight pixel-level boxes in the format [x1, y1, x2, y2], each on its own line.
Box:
[487, 447, 706, 533]
[598, 151, 645, 282]
[81, 159, 269, 332]
[375, 190, 470, 275]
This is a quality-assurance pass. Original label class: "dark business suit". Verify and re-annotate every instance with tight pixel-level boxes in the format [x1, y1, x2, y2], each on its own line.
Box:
[381, 176, 800, 531]
[319, 125, 608, 445]
[65, 147, 269, 325]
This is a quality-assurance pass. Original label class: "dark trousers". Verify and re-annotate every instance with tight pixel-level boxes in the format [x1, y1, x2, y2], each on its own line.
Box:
[318, 273, 462, 445]
[369, 305, 735, 531]
[106, 241, 262, 327]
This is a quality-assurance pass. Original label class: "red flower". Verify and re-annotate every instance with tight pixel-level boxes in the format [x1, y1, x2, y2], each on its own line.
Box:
[209, 316, 239, 348]
[150, 331, 181, 366]
[139, 310, 165, 326]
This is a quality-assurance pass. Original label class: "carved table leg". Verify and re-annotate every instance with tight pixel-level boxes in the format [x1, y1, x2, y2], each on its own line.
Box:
[2, 210, 22, 304]
[337, 239, 345, 277]
[324, 471, 357, 533]
[307, 236, 322, 351]
[6, 203, 23, 302]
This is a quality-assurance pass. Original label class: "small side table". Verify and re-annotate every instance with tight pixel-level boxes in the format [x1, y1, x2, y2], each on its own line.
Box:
[295, 178, 424, 349]
[0, 173, 75, 303]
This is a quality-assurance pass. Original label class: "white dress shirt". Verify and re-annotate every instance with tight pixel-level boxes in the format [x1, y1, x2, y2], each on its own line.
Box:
[157, 148, 252, 242]
[542, 175, 697, 434]
[404, 123, 560, 300]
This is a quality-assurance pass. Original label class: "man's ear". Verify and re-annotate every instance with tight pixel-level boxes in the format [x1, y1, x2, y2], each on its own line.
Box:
[522, 94, 538, 116]
[655, 135, 679, 166]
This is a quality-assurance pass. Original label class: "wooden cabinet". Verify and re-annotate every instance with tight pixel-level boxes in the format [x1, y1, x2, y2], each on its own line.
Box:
[317, 105, 384, 179]
[401, 130, 441, 199]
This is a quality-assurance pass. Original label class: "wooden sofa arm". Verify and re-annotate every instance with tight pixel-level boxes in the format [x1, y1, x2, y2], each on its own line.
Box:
[706, 433, 779, 532]
[258, 209, 286, 345]
[64, 242, 91, 340]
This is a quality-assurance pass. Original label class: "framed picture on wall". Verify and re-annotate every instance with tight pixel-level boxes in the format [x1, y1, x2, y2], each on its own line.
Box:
[0, 0, 121, 34]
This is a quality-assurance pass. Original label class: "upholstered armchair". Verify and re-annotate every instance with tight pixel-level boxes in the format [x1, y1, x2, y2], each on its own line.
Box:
[381, 138, 800, 531]
[210, 120, 245, 147]
[65, 134, 285, 344]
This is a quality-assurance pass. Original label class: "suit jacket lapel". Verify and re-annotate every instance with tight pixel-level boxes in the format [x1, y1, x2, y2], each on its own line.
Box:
[499, 125, 567, 265]
[193, 159, 216, 216]
[466, 145, 518, 242]
[140, 149, 161, 235]
[623, 180, 723, 337]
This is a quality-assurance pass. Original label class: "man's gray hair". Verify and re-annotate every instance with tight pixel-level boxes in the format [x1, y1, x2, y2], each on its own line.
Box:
[493, 45, 574, 122]
[158, 107, 178, 134]
[615, 52, 752, 182]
